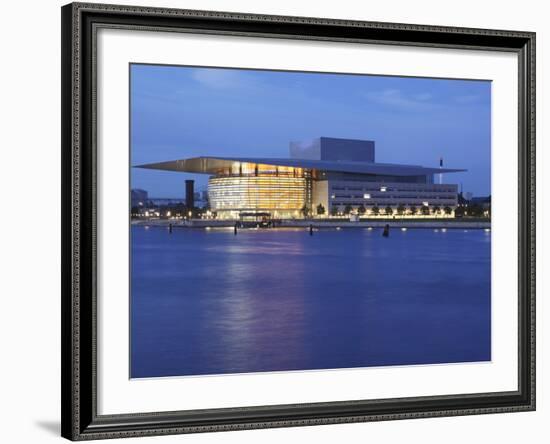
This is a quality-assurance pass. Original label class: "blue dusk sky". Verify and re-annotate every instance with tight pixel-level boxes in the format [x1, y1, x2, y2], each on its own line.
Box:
[130, 64, 491, 197]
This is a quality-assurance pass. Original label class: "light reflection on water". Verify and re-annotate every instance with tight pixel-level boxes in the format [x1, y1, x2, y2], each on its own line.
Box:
[131, 226, 491, 378]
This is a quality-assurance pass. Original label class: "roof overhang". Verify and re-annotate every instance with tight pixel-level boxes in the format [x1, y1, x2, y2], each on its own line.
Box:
[134, 156, 466, 176]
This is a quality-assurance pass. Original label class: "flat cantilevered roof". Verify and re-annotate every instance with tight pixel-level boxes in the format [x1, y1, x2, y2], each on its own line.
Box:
[134, 156, 465, 177]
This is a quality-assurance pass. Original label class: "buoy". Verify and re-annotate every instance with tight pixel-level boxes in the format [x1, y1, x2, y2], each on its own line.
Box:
[382, 224, 390, 237]
[234, 222, 238, 236]
[309, 224, 313, 236]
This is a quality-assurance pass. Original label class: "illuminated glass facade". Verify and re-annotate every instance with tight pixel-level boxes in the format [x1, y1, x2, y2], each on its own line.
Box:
[208, 174, 306, 218]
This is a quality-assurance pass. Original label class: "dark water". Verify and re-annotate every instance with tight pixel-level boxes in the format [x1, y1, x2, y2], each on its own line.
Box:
[130, 226, 491, 378]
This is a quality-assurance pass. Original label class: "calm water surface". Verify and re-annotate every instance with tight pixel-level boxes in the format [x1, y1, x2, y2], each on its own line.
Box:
[131, 226, 491, 378]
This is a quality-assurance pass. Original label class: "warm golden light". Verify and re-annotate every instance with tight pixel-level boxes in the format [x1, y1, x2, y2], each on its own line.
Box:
[208, 175, 306, 217]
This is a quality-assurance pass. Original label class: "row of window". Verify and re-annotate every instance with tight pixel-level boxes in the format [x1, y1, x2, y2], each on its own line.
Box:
[332, 194, 457, 200]
[331, 186, 456, 193]
[331, 202, 454, 208]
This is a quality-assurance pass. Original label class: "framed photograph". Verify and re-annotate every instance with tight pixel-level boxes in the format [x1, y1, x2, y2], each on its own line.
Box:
[61, 2, 536, 440]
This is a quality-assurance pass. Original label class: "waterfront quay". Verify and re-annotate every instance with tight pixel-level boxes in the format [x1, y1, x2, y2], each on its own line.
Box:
[132, 218, 491, 230]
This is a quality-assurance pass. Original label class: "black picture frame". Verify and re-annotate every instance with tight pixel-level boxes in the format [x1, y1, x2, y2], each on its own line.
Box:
[61, 2, 536, 440]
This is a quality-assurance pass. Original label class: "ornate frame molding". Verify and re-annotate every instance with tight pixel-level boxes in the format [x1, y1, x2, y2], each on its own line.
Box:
[61, 2, 535, 440]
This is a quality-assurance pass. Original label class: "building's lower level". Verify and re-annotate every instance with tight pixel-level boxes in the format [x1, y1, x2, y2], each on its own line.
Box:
[314, 179, 458, 216]
[207, 173, 458, 219]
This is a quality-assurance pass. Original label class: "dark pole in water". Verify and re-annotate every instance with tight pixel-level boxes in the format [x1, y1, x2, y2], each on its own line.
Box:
[382, 224, 390, 237]
[169, 223, 172, 234]
[234, 221, 238, 236]
[309, 224, 313, 236]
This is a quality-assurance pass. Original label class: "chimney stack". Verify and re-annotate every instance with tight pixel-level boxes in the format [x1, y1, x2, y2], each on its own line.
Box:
[185, 180, 194, 210]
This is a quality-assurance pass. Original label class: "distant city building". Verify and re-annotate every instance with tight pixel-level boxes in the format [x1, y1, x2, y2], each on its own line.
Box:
[470, 196, 491, 209]
[192, 190, 209, 209]
[148, 197, 184, 206]
[135, 137, 466, 219]
[131, 189, 148, 208]
[457, 192, 469, 207]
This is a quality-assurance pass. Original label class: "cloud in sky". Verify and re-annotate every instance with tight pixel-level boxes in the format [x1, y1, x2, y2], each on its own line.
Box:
[454, 94, 480, 104]
[413, 92, 433, 101]
[364, 89, 439, 111]
[184, 67, 327, 111]
[190, 68, 258, 91]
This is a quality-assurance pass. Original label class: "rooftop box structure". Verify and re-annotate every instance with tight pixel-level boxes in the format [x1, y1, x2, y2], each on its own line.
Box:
[289, 137, 375, 162]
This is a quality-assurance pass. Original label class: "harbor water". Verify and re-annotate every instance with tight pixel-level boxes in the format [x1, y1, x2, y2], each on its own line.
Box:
[131, 226, 491, 378]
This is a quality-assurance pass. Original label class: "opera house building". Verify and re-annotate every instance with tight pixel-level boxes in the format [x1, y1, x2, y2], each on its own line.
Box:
[136, 137, 465, 219]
